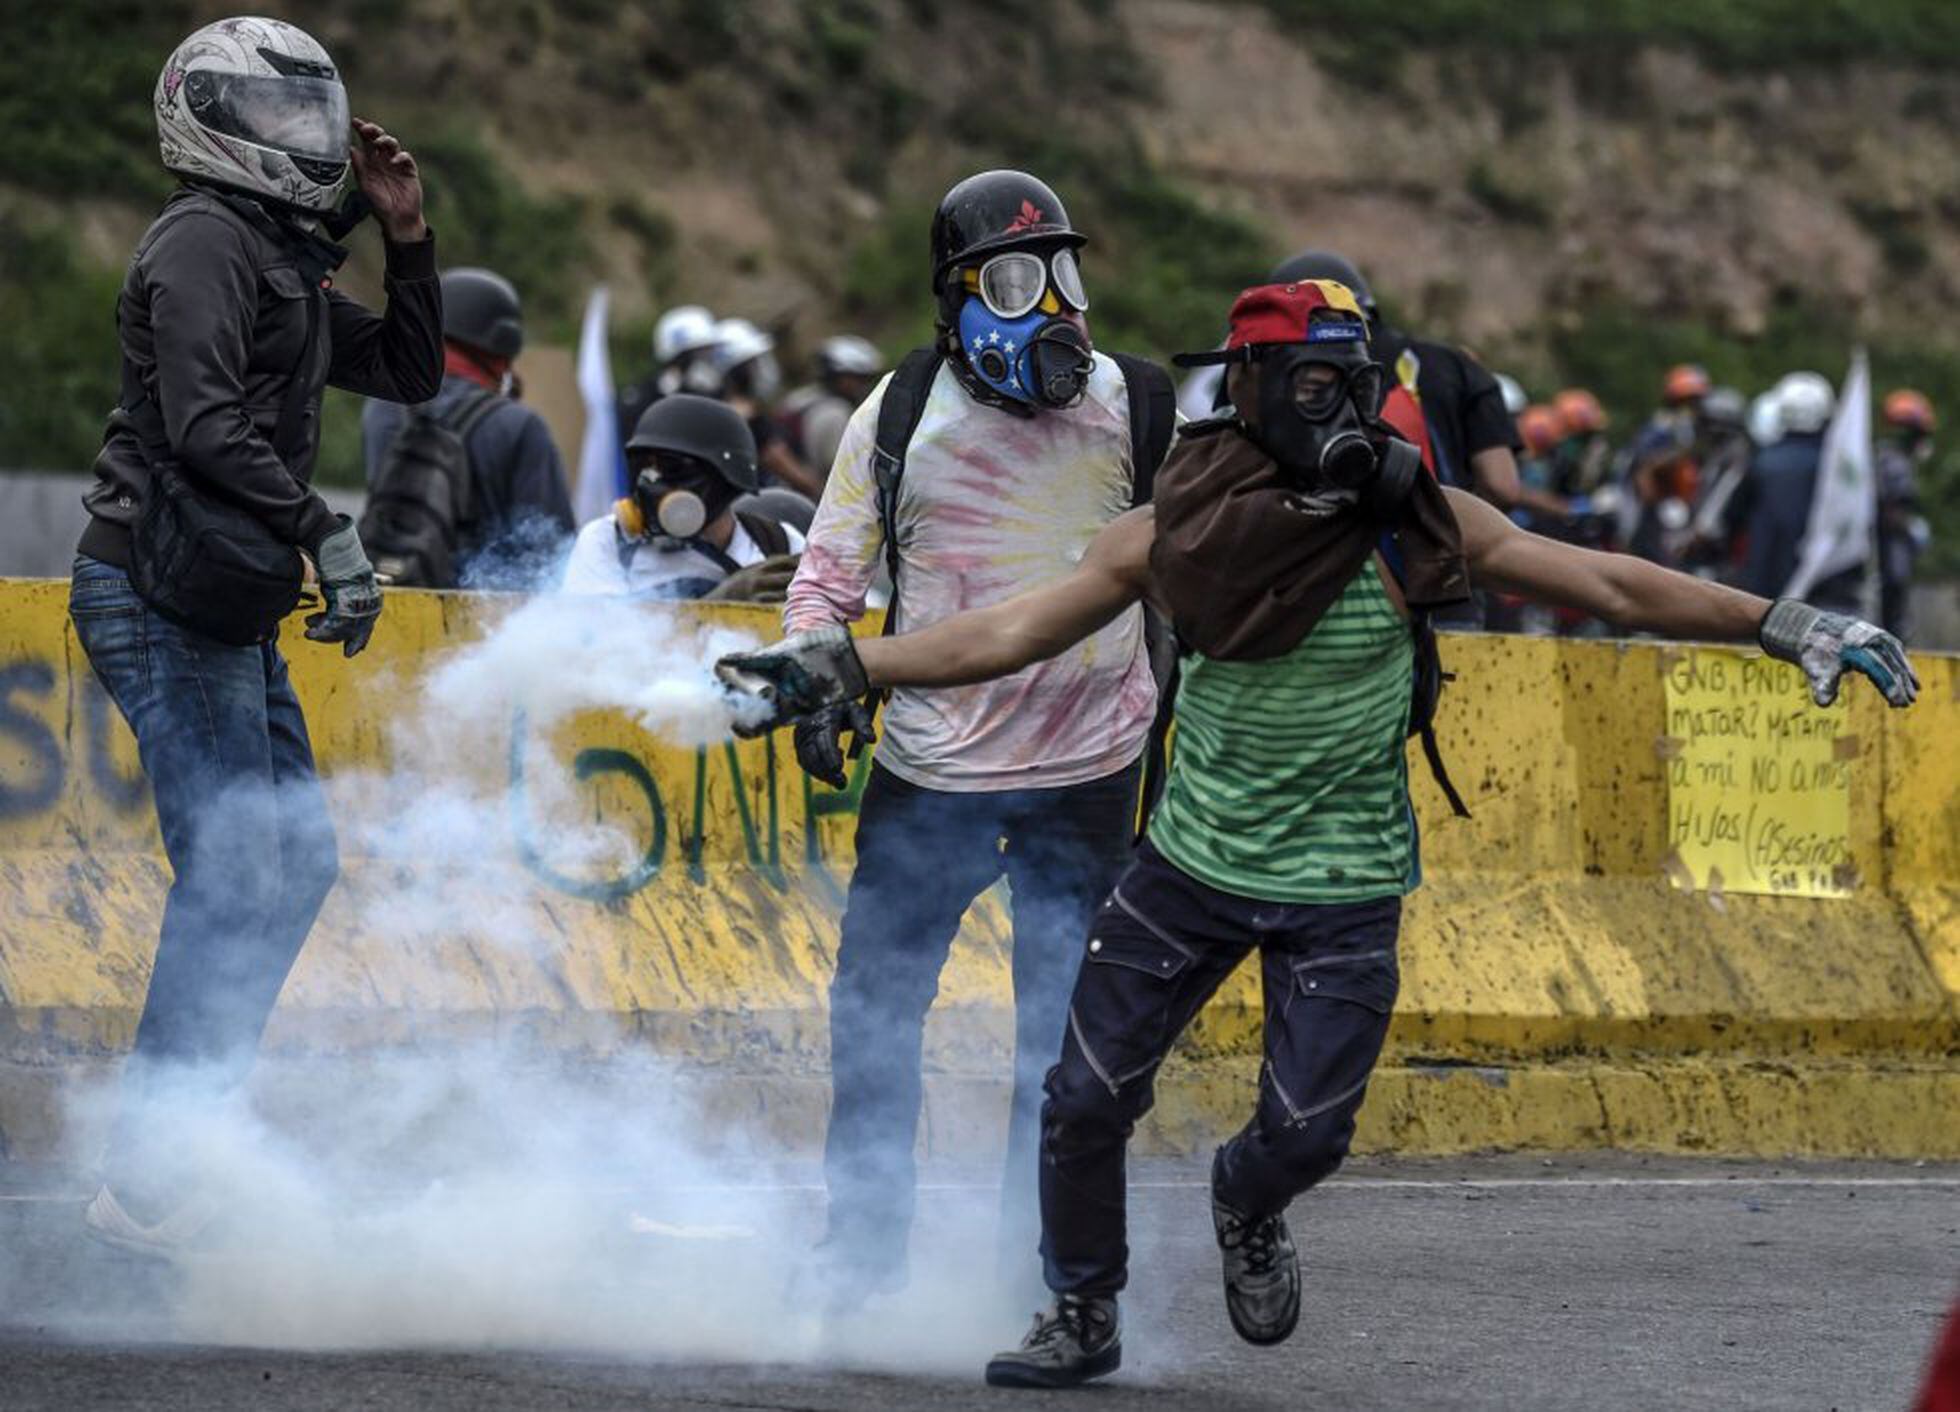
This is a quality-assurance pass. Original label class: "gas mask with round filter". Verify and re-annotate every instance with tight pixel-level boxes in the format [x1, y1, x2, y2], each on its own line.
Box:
[616, 453, 736, 547]
[955, 246, 1094, 409]
[1251, 330, 1421, 518]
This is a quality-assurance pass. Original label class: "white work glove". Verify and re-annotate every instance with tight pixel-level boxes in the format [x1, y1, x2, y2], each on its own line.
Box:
[714, 625, 870, 739]
[1758, 599, 1919, 708]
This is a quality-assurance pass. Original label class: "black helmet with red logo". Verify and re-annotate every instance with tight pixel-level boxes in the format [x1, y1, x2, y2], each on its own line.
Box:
[930, 170, 1085, 298]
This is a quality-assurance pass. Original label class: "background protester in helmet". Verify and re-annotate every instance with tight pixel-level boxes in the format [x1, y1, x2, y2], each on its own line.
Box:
[360, 266, 573, 590]
[703, 317, 825, 502]
[560, 393, 802, 601]
[778, 334, 885, 483]
[616, 304, 719, 461]
[782, 169, 1176, 1314]
[1679, 385, 1755, 578]
[1877, 389, 1937, 639]
[1732, 371, 1860, 606]
[1620, 363, 1713, 569]
[69, 16, 441, 1253]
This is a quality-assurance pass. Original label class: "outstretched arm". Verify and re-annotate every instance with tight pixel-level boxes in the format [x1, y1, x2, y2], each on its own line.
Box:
[1446, 487, 1917, 707]
[717, 509, 1156, 734]
[861, 508, 1155, 687]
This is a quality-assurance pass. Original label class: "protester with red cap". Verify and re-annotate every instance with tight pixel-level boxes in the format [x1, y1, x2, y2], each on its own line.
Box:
[719, 280, 1919, 1389]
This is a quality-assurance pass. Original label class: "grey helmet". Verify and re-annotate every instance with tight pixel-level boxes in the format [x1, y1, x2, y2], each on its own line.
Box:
[440, 268, 523, 359]
[155, 17, 351, 213]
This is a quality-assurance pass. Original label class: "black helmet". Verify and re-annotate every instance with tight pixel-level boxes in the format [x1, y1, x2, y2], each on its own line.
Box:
[625, 393, 759, 491]
[930, 170, 1085, 294]
[440, 267, 524, 359]
[1267, 250, 1375, 316]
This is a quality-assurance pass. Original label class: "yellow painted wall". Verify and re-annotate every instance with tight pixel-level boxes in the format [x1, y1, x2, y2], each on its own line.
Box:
[1, 579, 1956, 1154]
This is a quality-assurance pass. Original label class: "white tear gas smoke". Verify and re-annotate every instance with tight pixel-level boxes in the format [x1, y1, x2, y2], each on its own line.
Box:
[19, 583, 1048, 1372]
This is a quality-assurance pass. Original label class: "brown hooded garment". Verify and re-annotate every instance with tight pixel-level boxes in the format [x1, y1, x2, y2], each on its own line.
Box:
[1148, 419, 1471, 661]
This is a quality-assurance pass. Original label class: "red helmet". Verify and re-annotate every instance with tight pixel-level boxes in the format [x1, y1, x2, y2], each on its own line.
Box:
[1517, 404, 1565, 456]
[1882, 388, 1936, 434]
[1663, 363, 1712, 404]
[1553, 388, 1607, 434]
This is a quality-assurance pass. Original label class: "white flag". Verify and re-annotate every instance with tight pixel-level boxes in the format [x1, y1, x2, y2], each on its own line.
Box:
[1783, 349, 1873, 600]
[572, 286, 623, 527]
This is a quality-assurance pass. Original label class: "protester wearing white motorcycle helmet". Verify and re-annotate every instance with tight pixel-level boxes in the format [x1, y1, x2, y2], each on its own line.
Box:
[73, 15, 441, 1256]
[1735, 370, 1855, 606]
[779, 335, 887, 484]
[707, 318, 824, 499]
[616, 304, 723, 461]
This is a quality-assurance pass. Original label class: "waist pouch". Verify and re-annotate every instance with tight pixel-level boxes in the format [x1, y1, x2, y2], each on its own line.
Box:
[129, 461, 304, 646]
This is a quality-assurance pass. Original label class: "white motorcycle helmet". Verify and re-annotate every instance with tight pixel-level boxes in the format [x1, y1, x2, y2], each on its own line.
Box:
[707, 318, 782, 400]
[653, 305, 718, 366]
[156, 17, 351, 214]
[1747, 388, 1785, 446]
[1774, 371, 1836, 436]
[817, 334, 884, 379]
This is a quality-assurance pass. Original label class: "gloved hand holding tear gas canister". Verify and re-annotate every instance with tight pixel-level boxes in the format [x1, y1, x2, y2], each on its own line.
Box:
[716, 624, 871, 773]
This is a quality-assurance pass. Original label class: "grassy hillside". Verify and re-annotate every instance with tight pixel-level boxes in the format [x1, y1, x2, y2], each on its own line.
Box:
[3, 0, 1957, 570]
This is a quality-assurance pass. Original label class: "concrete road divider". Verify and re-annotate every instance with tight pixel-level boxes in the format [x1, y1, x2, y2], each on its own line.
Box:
[0, 581, 1954, 1161]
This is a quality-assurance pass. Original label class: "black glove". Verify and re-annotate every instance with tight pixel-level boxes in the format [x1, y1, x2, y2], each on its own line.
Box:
[304, 515, 382, 658]
[793, 699, 878, 789]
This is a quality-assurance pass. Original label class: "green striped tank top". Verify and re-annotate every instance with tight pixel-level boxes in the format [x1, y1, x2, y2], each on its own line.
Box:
[1148, 561, 1416, 903]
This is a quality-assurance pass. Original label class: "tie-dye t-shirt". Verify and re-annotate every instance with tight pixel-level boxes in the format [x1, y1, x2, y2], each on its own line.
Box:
[785, 355, 1156, 792]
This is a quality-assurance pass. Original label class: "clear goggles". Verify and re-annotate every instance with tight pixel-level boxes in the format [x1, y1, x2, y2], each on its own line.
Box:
[965, 248, 1088, 321]
[1288, 359, 1387, 422]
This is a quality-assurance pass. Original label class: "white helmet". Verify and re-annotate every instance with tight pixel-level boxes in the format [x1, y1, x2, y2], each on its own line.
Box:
[1494, 372, 1528, 417]
[653, 305, 717, 366]
[156, 18, 351, 213]
[1748, 389, 1785, 445]
[707, 317, 781, 400]
[818, 334, 884, 379]
[1774, 371, 1835, 435]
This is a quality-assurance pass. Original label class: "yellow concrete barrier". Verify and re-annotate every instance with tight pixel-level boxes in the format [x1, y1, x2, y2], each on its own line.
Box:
[0, 578, 1955, 1160]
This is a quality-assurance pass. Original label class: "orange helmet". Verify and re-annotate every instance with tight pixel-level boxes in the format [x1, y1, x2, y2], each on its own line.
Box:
[1882, 388, 1936, 434]
[1663, 363, 1712, 404]
[1517, 404, 1565, 456]
[1553, 388, 1607, 434]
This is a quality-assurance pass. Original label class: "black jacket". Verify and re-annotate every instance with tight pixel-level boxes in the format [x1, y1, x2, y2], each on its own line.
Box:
[80, 186, 443, 566]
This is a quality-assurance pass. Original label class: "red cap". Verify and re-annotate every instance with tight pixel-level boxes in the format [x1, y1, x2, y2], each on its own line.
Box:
[1173, 280, 1371, 366]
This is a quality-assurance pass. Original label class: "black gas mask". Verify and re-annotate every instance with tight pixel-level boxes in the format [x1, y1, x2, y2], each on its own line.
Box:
[618, 453, 737, 545]
[1252, 345, 1421, 516]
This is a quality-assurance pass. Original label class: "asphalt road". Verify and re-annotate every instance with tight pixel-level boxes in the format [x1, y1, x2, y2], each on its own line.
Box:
[3, 1154, 1956, 1411]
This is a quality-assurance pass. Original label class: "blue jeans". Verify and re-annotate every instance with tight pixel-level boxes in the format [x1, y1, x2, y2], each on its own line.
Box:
[823, 759, 1141, 1281]
[68, 556, 338, 1191]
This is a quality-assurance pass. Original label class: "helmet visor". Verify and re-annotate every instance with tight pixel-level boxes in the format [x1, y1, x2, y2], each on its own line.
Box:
[185, 70, 350, 164]
[977, 252, 1048, 321]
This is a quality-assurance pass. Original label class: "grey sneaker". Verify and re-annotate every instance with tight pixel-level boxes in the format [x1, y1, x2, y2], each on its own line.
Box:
[1211, 1171, 1300, 1346]
[985, 1295, 1121, 1389]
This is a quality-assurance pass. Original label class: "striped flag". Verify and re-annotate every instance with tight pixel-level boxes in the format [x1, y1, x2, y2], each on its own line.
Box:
[572, 286, 625, 526]
[1783, 349, 1873, 600]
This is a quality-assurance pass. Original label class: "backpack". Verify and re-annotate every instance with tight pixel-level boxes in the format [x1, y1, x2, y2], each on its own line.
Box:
[854, 348, 1176, 750]
[358, 387, 502, 588]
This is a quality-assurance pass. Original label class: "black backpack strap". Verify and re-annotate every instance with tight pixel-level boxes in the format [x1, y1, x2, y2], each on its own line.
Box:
[735, 510, 791, 559]
[1109, 352, 1176, 506]
[871, 349, 943, 632]
[1407, 608, 1469, 819]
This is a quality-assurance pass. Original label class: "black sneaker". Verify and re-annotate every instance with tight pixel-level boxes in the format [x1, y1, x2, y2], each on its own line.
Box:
[1211, 1166, 1301, 1346]
[984, 1294, 1121, 1389]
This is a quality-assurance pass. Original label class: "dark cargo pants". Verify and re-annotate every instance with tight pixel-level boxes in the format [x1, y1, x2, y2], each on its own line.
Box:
[1039, 840, 1402, 1296]
[824, 759, 1141, 1279]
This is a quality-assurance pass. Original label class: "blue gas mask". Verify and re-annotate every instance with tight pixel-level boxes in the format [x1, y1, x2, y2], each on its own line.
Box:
[954, 247, 1093, 408]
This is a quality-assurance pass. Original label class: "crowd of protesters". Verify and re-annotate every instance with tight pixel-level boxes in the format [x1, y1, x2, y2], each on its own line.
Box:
[1493, 363, 1935, 641]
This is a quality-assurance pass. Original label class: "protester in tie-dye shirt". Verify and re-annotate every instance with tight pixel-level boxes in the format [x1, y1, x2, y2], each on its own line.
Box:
[780, 169, 1174, 1313]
